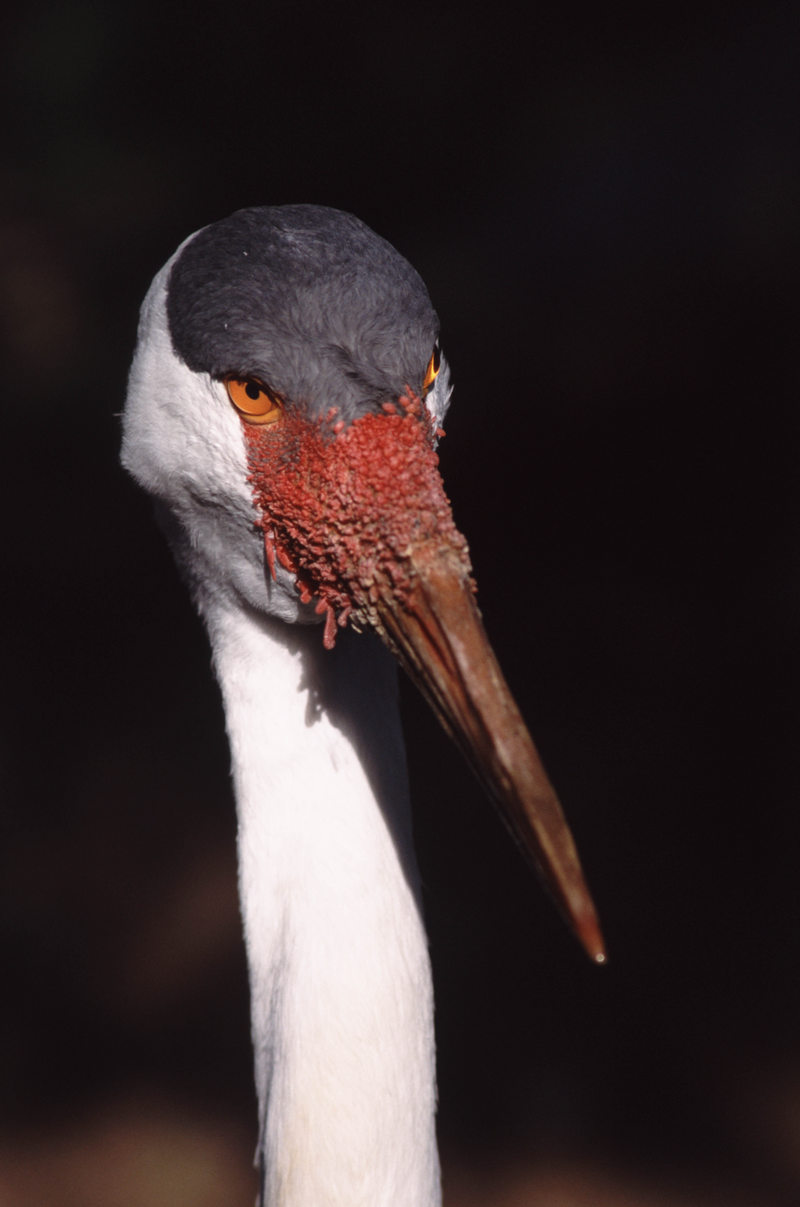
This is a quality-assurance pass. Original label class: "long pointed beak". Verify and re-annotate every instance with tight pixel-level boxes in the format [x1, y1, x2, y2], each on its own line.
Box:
[243, 399, 605, 963]
[373, 538, 606, 964]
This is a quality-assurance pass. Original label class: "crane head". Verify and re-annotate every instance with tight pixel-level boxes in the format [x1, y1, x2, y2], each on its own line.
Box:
[122, 205, 605, 963]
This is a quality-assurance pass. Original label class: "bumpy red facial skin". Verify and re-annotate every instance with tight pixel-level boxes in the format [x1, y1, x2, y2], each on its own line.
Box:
[242, 395, 474, 649]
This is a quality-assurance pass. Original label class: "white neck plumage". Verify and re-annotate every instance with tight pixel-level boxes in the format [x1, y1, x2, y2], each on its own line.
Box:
[201, 592, 441, 1207]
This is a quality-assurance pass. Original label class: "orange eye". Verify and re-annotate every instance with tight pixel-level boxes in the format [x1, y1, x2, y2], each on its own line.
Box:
[422, 345, 441, 395]
[224, 376, 283, 425]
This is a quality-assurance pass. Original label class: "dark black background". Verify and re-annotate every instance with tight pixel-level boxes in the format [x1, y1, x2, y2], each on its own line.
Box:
[2, 2, 798, 1203]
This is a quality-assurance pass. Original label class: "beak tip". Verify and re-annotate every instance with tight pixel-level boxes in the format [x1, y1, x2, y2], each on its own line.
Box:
[577, 912, 607, 965]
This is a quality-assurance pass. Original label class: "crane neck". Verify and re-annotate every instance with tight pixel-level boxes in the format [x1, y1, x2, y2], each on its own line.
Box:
[199, 594, 441, 1207]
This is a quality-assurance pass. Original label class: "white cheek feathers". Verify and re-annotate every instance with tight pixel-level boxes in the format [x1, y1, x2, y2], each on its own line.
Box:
[122, 255, 316, 624]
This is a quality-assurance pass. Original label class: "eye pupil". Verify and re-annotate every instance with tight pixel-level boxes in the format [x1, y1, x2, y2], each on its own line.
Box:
[245, 381, 261, 400]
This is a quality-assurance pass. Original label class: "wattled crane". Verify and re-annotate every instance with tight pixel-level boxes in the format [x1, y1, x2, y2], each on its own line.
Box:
[121, 205, 604, 1207]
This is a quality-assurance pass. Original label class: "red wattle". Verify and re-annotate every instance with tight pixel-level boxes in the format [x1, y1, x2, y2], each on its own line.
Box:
[243, 395, 472, 647]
